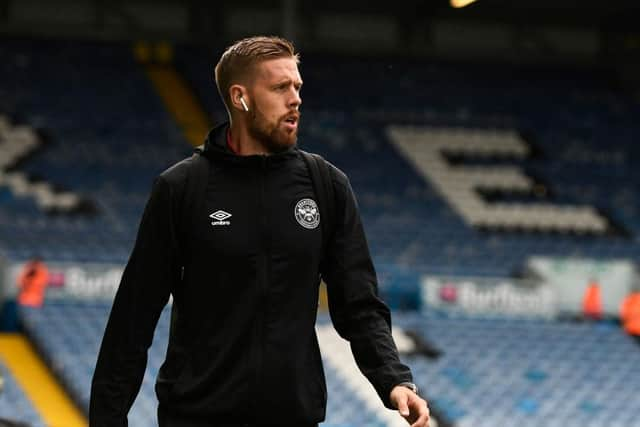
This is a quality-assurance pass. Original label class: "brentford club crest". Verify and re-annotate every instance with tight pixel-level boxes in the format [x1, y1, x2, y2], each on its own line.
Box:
[294, 198, 320, 229]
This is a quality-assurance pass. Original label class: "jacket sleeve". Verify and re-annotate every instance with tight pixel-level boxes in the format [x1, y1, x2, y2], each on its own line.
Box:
[90, 176, 181, 426]
[322, 170, 413, 409]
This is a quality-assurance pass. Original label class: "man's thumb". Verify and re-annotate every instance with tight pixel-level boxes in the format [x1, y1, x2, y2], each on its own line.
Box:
[397, 395, 410, 417]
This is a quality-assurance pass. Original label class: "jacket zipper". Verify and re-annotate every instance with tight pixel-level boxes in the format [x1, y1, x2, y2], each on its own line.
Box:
[253, 155, 270, 417]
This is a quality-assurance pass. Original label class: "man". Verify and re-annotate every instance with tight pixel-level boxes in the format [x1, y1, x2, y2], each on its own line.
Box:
[17, 257, 49, 308]
[90, 36, 429, 427]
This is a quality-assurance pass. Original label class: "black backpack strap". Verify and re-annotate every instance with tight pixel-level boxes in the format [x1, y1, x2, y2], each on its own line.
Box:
[178, 149, 210, 261]
[300, 150, 336, 271]
[170, 149, 210, 349]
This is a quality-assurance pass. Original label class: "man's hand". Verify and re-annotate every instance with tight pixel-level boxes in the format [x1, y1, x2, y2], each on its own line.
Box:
[390, 385, 430, 427]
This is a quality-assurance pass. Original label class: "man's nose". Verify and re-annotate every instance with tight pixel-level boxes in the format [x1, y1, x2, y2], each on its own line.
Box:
[289, 90, 302, 110]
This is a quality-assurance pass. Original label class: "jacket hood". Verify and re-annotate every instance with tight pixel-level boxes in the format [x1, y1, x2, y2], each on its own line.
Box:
[201, 122, 298, 165]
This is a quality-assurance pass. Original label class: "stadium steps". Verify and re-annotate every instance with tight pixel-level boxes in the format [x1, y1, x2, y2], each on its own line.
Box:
[0, 357, 45, 426]
[317, 323, 440, 427]
[0, 333, 87, 427]
[134, 42, 211, 147]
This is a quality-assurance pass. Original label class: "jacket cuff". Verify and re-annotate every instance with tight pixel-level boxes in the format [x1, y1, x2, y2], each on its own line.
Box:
[371, 366, 413, 409]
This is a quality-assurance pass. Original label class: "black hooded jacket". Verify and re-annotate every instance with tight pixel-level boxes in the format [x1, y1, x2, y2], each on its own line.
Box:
[90, 123, 413, 426]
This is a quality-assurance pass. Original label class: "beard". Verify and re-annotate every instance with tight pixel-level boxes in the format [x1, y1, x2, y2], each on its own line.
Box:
[247, 104, 299, 154]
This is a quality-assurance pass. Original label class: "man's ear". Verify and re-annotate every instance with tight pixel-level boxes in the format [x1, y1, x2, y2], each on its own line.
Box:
[229, 85, 249, 112]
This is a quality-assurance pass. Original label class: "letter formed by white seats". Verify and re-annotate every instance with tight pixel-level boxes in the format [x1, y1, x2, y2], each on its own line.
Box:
[388, 125, 609, 234]
[0, 115, 82, 211]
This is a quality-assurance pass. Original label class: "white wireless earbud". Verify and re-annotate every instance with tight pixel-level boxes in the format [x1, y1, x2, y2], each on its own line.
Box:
[240, 97, 249, 112]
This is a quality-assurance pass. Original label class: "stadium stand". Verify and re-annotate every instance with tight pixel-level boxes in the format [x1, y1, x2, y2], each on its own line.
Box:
[397, 312, 640, 427]
[1, 38, 640, 427]
[0, 358, 45, 427]
[20, 303, 167, 426]
[0, 333, 86, 426]
[0, 39, 190, 264]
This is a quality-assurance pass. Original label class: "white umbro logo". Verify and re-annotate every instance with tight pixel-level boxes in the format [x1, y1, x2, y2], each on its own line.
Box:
[210, 210, 232, 226]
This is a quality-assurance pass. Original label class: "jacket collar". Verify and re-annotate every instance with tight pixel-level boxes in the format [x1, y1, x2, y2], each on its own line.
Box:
[202, 122, 298, 167]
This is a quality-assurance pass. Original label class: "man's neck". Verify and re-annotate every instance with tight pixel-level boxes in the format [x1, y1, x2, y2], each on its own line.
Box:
[228, 120, 269, 156]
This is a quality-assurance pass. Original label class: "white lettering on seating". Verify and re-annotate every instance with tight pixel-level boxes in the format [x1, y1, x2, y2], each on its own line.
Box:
[0, 115, 82, 211]
[388, 126, 609, 234]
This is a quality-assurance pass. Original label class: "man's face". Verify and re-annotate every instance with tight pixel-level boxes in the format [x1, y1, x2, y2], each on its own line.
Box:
[246, 57, 302, 153]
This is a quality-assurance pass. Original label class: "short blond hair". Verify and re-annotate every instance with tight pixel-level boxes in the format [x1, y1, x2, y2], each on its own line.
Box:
[214, 36, 300, 110]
